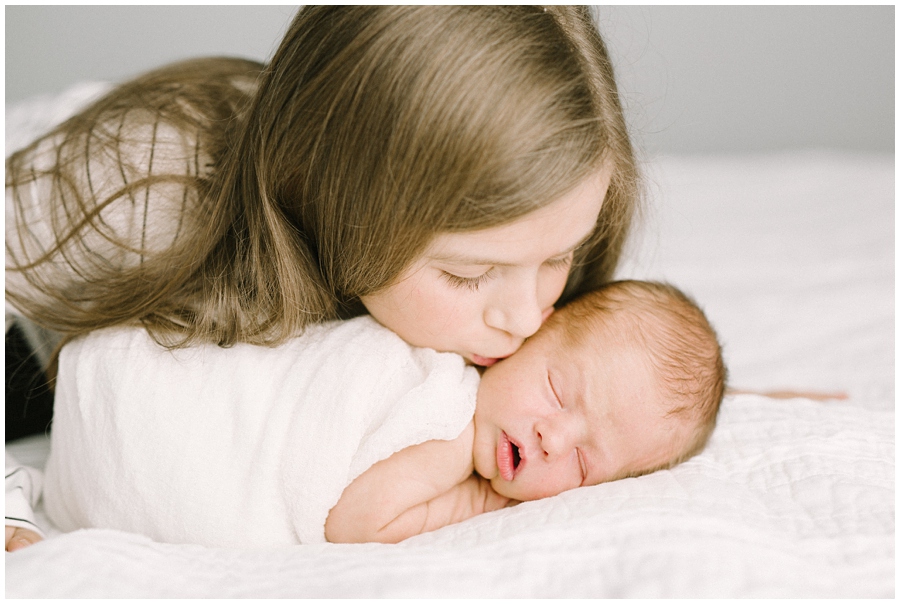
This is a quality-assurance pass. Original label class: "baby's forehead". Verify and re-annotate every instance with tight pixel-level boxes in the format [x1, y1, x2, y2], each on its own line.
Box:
[550, 302, 659, 351]
[552, 311, 699, 411]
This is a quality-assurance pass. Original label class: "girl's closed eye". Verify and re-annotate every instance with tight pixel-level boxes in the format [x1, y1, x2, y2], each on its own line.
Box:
[441, 268, 495, 291]
[441, 250, 575, 292]
[545, 253, 574, 271]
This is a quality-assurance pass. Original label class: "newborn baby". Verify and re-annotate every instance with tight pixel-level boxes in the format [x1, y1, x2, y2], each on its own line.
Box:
[40, 280, 726, 546]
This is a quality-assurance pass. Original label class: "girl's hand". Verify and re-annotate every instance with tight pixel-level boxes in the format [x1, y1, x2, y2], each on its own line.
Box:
[5, 525, 43, 552]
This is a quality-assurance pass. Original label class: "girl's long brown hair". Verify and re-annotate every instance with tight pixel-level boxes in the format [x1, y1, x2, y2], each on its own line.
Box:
[6, 6, 640, 351]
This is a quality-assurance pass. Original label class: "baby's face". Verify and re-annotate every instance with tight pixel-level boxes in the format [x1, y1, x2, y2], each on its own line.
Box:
[472, 318, 691, 501]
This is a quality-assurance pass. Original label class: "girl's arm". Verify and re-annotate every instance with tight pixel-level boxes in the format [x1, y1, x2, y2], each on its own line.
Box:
[325, 421, 511, 544]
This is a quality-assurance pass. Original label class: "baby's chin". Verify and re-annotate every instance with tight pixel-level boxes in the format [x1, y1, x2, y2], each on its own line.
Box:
[490, 477, 561, 502]
[490, 478, 514, 499]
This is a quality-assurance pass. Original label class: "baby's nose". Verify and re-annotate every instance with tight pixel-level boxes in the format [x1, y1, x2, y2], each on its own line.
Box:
[537, 418, 577, 459]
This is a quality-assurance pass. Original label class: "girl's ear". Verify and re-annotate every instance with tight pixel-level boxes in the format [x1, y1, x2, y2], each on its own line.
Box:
[541, 306, 556, 324]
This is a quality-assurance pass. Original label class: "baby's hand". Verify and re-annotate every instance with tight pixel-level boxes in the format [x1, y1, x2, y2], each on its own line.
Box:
[5, 525, 43, 552]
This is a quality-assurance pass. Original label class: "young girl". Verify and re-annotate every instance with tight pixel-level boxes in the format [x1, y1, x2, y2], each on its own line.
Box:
[5, 6, 639, 549]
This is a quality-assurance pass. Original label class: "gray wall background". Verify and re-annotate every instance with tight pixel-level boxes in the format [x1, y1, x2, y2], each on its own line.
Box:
[6, 5, 894, 154]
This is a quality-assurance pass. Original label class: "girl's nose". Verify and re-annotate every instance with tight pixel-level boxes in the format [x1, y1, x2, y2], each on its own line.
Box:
[483, 279, 543, 339]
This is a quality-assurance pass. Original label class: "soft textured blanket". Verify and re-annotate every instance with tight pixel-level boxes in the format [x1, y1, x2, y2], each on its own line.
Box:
[5, 84, 894, 597]
[42, 317, 477, 547]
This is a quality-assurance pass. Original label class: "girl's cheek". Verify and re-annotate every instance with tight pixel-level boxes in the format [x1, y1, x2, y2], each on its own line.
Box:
[538, 273, 568, 309]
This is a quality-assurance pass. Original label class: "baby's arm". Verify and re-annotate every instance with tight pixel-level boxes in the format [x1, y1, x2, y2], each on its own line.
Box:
[325, 421, 510, 544]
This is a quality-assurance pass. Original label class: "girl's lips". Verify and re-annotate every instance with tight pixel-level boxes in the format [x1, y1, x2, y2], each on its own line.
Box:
[471, 353, 511, 368]
[496, 431, 522, 481]
[472, 354, 499, 367]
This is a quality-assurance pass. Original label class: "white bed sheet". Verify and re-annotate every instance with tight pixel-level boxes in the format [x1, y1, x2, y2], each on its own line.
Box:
[5, 85, 894, 598]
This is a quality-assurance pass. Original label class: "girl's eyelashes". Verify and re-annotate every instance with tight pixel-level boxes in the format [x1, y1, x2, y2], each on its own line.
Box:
[441, 253, 572, 291]
[545, 253, 574, 270]
[440, 269, 494, 291]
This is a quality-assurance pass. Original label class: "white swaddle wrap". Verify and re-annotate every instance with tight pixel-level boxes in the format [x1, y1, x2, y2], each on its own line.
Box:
[43, 316, 479, 547]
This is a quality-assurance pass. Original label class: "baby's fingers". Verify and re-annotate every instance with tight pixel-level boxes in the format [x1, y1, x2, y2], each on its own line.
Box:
[5, 526, 43, 552]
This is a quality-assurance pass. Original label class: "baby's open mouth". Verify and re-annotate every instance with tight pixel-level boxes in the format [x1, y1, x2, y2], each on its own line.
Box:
[497, 432, 523, 481]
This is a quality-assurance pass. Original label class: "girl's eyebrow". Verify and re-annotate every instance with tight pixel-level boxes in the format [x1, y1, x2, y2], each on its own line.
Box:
[428, 231, 595, 266]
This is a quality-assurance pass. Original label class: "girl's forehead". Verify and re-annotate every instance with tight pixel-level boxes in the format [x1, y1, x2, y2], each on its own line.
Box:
[424, 166, 611, 265]
[424, 224, 590, 268]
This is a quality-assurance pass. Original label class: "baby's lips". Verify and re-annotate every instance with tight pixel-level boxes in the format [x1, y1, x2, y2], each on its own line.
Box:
[497, 431, 516, 481]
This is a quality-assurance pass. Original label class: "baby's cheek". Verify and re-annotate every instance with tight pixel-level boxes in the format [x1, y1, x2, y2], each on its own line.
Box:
[525, 471, 582, 501]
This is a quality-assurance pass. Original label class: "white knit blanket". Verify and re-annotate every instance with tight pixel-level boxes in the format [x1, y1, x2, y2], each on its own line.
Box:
[42, 316, 478, 547]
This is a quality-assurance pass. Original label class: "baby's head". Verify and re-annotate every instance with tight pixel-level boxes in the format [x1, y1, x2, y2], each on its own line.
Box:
[472, 280, 726, 501]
